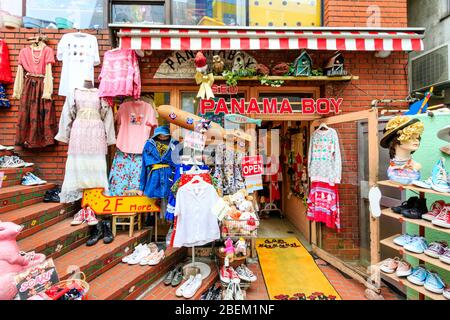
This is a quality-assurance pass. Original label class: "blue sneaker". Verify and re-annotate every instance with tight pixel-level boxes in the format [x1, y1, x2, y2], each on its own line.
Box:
[393, 234, 416, 247]
[430, 158, 450, 193]
[21, 174, 38, 186]
[404, 236, 428, 254]
[27, 172, 47, 185]
[407, 266, 428, 286]
[424, 271, 445, 294]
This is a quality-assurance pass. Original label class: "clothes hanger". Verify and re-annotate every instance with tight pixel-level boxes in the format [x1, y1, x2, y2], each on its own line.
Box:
[318, 122, 329, 131]
[187, 174, 204, 185]
[74, 29, 87, 37]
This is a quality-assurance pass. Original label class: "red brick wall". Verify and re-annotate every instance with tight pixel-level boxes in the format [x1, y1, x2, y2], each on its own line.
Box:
[0, 27, 409, 263]
[324, 0, 407, 27]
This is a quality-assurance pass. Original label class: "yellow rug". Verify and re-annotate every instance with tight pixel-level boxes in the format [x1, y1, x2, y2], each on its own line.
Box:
[256, 238, 341, 300]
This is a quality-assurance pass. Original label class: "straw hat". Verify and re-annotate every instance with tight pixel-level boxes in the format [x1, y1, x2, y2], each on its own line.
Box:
[380, 116, 423, 148]
[3, 13, 22, 29]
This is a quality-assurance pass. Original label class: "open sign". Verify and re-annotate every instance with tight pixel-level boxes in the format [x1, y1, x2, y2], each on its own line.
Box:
[242, 156, 263, 177]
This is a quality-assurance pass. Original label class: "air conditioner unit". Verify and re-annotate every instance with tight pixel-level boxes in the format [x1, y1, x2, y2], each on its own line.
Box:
[409, 43, 450, 92]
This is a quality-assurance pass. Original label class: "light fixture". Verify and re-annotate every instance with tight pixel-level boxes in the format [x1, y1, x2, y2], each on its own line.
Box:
[374, 51, 391, 58]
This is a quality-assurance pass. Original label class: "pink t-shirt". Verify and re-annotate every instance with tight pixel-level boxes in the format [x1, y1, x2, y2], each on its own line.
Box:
[19, 46, 55, 75]
[116, 101, 157, 154]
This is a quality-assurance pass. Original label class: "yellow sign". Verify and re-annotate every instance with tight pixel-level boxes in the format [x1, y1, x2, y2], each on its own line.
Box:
[81, 188, 160, 215]
[249, 0, 321, 27]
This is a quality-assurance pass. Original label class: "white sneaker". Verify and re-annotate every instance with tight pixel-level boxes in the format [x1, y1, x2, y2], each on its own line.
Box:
[233, 282, 244, 300]
[122, 244, 145, 263]
[28, 172, 47, 185]
[182, 273, 203, 299]
[0, 145, 14, 151]
[235, 265, 257, 282]
[176, 275, 194, 297]
[1, 156, 25, 168]
[127, 246, 151, 265]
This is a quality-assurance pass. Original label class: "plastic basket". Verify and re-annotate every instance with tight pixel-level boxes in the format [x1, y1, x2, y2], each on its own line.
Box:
[220, 216, 259, 238]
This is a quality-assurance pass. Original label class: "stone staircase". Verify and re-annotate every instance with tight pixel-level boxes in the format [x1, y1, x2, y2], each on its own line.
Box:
[0, 155, 187, 300]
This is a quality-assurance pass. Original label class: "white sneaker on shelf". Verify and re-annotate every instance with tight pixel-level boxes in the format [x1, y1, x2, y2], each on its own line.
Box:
[236, 264, 257, 282]
[28, 172, 47, 185]
[182, 273, 203, 299]
[127, 246, 151, 265]
[176, 275, 194, 297]
[1, 156, 25, 168]
[0, 145, 14, 151]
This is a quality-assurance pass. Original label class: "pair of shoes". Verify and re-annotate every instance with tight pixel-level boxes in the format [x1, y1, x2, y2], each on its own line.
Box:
[122, 243, 148, 263]
[223, 281, 244, 300]
[413, 158, 450, 193]
[164, 263, 184, 287]
[176, 273, 202, 299]
[200, 285, 222, 300]
[393, 234, 429, 254]
[379, 257, 412, 277]
[44, 186, 61, 202]
[424, 241, 448, 258]
[422, 200, 446, 221]
[235, 264, 257, 282]
[407, 266, 446, 294]
[0, 155, 33, 168]
[140, 249, 165, 266]
[219, 265, 241, 284]
[391, 196, 427, 219]
[86, 220, 114, 246]
[21, 172, 47, 186]
[0, 145, 14, 151]
[431, 205, 450, 229]
[71, 207, 98, 226]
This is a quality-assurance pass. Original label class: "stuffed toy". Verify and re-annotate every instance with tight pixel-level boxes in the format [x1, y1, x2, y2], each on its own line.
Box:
[212, 55, 225, 75]
[220, 237, 235, 263]
[195, 51, 208, 74]
[230, 189, 255, 214]
[234, 238, 247, 257]
[0, 221, 46, 300]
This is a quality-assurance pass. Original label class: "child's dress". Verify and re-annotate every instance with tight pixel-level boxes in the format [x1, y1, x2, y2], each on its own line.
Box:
[60, 88, 116, 203]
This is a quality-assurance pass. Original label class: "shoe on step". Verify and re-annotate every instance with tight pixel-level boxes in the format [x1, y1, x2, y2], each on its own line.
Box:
[86, 223, 103, 246]
[176, 275, 195, 297]
[102, 220, 114, 244]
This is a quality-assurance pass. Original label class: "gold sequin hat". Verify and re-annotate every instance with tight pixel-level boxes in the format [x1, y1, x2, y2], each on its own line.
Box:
[380, 116, 424, 148]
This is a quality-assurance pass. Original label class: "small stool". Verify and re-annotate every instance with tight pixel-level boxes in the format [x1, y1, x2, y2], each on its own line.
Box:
[111, 213, 142, 237]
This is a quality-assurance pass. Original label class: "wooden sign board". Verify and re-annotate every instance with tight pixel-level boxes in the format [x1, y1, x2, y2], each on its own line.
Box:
[82, 188, 159, 215]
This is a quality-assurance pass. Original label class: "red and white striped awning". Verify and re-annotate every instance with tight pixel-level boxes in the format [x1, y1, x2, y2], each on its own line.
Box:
[111, 25, 425, 52]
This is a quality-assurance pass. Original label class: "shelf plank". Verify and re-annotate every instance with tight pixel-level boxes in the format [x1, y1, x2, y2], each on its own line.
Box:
[214, 75, 359, 81]
[378, 180, 450, 198]
[380, 234, 450, 271]
[381, 209, 450, 235]
[382, 272, 446, 300]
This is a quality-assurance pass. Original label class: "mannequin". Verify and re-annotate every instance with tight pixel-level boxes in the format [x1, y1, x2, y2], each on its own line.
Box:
[380, 116, 424, 185]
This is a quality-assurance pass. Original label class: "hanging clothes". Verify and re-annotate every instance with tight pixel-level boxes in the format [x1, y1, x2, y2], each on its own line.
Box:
[57, 32, 100, 97]
[214, 143, 246, 195]
[165, 164, 210, 221]
[140, 138, 179, 199]
[109, 150, 143, 196]
[173, 178, 220, 248]
[306, 181, 341, 230]
[0, 39, 13, 83]
[308, 127, 342, 185]
[98, 49, 141, 100]
[60, 88, 116, 203]
[13, 43, 56, 148]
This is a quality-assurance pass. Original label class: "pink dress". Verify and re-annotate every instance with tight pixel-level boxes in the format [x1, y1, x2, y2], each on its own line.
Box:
[98, 49, 141, 100]
[60, 88, 116, 203]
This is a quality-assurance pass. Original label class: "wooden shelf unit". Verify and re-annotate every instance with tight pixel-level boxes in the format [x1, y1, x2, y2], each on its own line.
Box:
[380, 234, 450, 271]
[378, 179, 450, 300]
[382, 272, 447, 300]
[214, 75, 359, 81]
[378, 180, 450, 198]
[381, 208, 450, 235]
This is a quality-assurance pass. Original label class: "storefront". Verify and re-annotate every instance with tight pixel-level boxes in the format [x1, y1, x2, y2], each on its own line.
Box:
[3, 0, 449, 302]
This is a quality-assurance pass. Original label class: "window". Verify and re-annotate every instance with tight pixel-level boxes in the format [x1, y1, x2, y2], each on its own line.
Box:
[111, 1, 166, 24]
[26, 0, 105, 29]
[171, 0, 247, 26]
[249, 0, 321, 27]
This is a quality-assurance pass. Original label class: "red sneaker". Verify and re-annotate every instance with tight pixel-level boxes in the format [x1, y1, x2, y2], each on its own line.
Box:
[85, 207, 99, 226]
[422, 200, 446, 221]
[227, 266, 241, 283]
[220, 265, 231, 283]
[71, 209, 86, 226]
[432, 205, 450, 229]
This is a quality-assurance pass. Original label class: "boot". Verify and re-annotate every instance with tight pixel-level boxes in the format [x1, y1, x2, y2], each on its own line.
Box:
[392, 196, 418, 214]
[401, 198, 428, 219]
[102, 220, 114, 244]
[86, 222, 103, 246]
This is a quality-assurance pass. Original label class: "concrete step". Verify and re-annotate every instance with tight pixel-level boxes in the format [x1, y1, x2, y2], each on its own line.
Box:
[0, 167, 34, 187]
[0, 202, 78, 240]
[18, 218, 90, 259]
[0, 184, 55, 214]
[54, 228, 152, 282]
[88, 247, 187, 300]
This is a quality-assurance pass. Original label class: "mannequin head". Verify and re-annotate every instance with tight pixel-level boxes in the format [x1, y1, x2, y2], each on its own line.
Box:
[389, 135, 421, 159]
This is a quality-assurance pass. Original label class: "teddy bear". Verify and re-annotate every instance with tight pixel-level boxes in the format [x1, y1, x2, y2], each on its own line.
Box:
[219, 237, 235, 263]
[230, 189, 255, 214]
[0, 221, 46, 300]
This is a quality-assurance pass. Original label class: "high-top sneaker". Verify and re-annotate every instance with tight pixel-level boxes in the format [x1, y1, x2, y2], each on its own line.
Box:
[422, 200, 446, 221]
[430, 158, 450, 193]
[86, 223, 103, 246]
[401, 197, 428, 219]
[392, 196, 419, 214]
[432, 205, 450, 229]
[102, 220, 114, 244]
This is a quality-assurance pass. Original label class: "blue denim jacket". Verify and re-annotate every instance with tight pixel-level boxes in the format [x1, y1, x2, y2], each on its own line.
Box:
[139, 138, 179, 199]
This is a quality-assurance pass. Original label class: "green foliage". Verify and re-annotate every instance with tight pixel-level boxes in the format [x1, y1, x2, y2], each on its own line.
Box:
[311, 68, 324, 76]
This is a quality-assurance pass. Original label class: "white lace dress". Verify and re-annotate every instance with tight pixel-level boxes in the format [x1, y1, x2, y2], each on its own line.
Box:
[60, 88, 116, 203]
